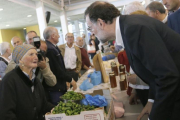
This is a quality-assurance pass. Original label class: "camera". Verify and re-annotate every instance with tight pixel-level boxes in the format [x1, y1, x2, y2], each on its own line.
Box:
[33, 36, 45, 61]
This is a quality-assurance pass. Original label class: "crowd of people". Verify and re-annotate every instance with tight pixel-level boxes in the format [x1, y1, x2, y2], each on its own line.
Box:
[0, 0, 180, 120]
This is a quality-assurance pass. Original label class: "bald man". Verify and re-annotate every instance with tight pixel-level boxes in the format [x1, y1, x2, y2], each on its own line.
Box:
[44, 27, 77, 105]
[11, 36, 23, 47]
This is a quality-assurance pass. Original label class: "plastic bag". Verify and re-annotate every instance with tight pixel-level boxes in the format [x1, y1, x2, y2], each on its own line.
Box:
[79, 79, 93, 91]
[82, 94, 108, 107]
[90, 71, 102, 86]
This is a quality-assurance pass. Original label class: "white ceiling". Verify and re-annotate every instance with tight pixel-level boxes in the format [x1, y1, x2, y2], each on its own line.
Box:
[0, 0, 85, 29]
[0, 0, 162, 30]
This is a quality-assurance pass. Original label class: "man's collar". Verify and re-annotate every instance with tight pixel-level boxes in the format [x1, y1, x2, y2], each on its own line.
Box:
[0, 56, 10, 63]
[115, 16, 124, 48]
[66, 43, 74, 48]
[162, 14, 168, 23]
[74, 43, 83, 48]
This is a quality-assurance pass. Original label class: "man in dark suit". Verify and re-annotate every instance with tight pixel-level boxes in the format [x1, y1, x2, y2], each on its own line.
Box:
[168, 9, 180, 34]
[43, 26, 77, 105]
[85, 1, 180, 120]
[146, 1, 168, 24]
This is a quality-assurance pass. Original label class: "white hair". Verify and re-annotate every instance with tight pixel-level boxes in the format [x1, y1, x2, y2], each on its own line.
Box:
[124, 1, 145, 15]
[0, 42, 10, 55]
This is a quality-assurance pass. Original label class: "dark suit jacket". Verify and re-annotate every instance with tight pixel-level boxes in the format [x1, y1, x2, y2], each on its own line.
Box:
[168, 9, 180, 34]
[120, 15, 180, 120]
[45, 40, 71, 92]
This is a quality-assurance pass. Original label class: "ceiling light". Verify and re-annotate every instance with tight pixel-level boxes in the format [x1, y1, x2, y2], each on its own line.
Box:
[142, 1, 145, 5]
[54, 20, 57, 22]
[67, 18, 71, 20]
[0, 8, 3, 11]
[27, 15, 32, 17]
[118, 8, 122, 10]
[6, 25, 10, 27]
[23, 28, 26, 30]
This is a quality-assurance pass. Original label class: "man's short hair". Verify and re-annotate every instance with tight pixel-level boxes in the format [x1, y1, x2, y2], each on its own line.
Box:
[43, 26, 56, 40]
[65, 33, 74, 38]
[0, 42, 10, 55]
[124, 1, 145, 15]
[84, 1, 120, 24]
[146, 1, 166, 14]
[26, 31, 37, 41]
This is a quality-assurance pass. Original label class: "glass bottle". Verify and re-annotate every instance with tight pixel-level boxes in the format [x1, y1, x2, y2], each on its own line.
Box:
[111, 61, 118, 76]
[119, 72, 126, 90]
[109, 72, 117, 88]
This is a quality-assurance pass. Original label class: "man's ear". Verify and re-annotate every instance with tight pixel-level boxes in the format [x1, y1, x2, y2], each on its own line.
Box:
[97, 18, 105, 29]
[155, 10, 159, 16]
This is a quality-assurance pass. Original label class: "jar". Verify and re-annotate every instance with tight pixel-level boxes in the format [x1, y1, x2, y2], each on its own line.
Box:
[109, 72, 117, 88]
[119, 65, 125, 74]
[119, 72, 126, 90]
[111, 61, 118, 76]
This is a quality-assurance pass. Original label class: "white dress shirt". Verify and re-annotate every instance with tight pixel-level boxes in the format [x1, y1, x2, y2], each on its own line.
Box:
[64, 43, 77, 69]
[115, 16, 124, 48]
[162, 14, 168, 23]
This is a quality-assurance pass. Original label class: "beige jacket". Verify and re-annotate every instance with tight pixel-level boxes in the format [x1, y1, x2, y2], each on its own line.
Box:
[5, 58, 57, 86]
[58, 44, 82, 72]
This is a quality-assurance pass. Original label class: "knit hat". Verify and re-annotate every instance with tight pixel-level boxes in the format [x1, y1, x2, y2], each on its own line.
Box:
[12, 44, 35, 64]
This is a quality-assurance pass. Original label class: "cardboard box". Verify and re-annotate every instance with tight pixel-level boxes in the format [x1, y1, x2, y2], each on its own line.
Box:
[45, 89, 115, 120]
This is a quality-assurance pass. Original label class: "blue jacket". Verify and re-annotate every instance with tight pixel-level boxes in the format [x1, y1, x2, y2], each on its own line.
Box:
[168, 9, 180, 34]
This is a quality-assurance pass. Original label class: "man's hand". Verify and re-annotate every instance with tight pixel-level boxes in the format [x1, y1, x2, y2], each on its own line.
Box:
[110, 45, 115, 52]
[127, 74, 137, 84]
[129, 93, 138, 105]
[75, 70, 79, 73]
[137, 102, 153, 120]
[66, 82, 70, 90]
[71, 79, 77, 91]
[38, 58, 46, 70]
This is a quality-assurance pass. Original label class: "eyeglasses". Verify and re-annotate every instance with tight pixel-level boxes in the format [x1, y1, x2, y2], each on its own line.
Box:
[66, 36, 74, 38]
[87, 26, 92, 32]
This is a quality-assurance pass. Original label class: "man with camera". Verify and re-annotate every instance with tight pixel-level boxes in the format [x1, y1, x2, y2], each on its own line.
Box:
[5, 31, 57, 87]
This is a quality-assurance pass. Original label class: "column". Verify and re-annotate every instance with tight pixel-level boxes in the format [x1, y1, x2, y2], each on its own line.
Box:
[35, 1, 47, 39]
[145, 0, 150, 6]
[74, 20, 80, 37]
[60, 10, 69, 43]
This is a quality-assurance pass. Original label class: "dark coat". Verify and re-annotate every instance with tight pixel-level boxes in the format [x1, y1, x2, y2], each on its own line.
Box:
[0, 67, 54, 120]
[120, 15, 180, 120]
[45, 40, 72, 92]
[168, 9, 180, 35]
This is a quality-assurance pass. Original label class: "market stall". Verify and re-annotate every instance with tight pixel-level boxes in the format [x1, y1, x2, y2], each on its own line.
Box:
[45, 52, 148, 120]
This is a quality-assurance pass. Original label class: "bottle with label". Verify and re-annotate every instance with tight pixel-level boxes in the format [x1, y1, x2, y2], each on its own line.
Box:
[109, 72, 117, 88]
[119, 72, 126, 90]
[119, 65, 125, 74]
[111, 61, 118, 76]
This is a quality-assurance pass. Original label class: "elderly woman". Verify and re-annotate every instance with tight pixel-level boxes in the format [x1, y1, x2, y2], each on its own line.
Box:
[0, 42, 11, 79]
[0, 44, 54, 120]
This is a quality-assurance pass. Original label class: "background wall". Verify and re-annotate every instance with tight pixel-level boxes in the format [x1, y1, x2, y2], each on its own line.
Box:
[0, 30, 2, 43]
[26, 25, 40, 37]
[0, 29, 25, 49]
